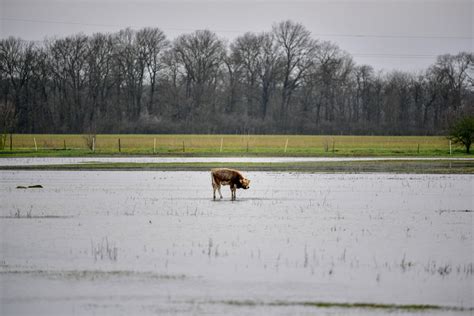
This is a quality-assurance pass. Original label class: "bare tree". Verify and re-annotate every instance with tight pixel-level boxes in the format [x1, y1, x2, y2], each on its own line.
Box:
[432, 53, 472, 114]
[136, 28, 169, 115]
[0, 37, 38, 131]
[230, 32, 261, 116]
[230, 32, 280, 120]
[0, 101, 16, 149]
[272, 20, 317, 127]
[173, 30, 226, 120]
[48, 34, 89, 131]
[352, 65, 374, 123]
[300, 41, 354, 129]
[114, 28, 148, 120]
[256, 33, 280, 120]
[86, 33, 115, 127]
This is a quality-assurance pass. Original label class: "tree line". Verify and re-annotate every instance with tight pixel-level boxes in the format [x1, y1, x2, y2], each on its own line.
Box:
[1, 20, 472, 135]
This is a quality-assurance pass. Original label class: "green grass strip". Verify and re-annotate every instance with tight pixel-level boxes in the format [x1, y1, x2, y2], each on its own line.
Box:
[1, 160, 474, 174]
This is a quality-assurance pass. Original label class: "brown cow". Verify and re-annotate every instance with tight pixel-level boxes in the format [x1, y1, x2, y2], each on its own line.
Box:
[211, 168, 250, 200]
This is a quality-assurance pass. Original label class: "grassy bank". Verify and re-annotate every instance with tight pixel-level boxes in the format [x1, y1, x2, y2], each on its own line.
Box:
[0, 134, 468, 157]
[3, 160, 473, 174]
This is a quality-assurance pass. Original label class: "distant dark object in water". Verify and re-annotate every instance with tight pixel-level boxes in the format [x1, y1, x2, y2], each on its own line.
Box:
[438, 209, 473, 214]
[16, 185, 43, 189]
[28, 185, 43, 188]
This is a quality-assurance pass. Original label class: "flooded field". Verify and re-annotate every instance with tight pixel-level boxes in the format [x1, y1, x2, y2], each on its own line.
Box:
[1, 170, 473, 315]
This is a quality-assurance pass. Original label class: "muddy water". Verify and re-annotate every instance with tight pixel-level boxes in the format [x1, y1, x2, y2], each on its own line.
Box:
[0, 171, 473, 315]
[1, 156, 473, 166]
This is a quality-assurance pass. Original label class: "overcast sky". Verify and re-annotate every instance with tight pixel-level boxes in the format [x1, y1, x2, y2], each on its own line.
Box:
[1, 0, 472, 72]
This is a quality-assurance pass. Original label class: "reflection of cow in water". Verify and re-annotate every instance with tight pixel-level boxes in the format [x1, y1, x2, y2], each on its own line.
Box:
[211, 168, 250, 200]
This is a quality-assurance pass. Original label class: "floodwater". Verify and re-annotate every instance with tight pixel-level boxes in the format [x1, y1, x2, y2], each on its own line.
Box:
[0, 171, 473, 315]
[0, 156, 473, 166]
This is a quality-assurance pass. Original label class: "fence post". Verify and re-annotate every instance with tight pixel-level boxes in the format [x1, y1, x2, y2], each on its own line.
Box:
[92, 137, 95, 152]
[284, 138, 289, 153]
[449, 140, 452, 155]
[182, 141, 185, 153]
[34, 137, 38, 151]
[118, 138, 121, 153]
[63, 139, 66, 150]
[10, 134, 12, 151]
[153, 138, 156, 154]
[220, 137, 223, 152]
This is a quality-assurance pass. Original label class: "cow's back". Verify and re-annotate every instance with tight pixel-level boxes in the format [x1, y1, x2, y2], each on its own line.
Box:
[211, 168, 242, 185]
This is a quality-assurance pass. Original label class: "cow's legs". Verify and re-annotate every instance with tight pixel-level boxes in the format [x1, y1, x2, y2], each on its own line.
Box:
[212, 174, 216, 200]
[212, 183, 222, 200]
[230, 185, 236, 200]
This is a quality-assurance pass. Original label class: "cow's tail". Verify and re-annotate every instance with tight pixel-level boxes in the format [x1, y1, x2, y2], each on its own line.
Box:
[211, 170, 217, 186]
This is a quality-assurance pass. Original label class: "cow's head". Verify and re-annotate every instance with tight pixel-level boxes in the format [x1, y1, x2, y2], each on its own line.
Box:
[240, 178, 250, 189]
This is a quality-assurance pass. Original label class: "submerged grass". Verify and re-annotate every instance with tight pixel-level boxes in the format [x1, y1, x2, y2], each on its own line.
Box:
[0, 215, 71, 219]
[2, 160, 474, 173]
[0, 269, 187, 280]
[214, 299, 473, 312]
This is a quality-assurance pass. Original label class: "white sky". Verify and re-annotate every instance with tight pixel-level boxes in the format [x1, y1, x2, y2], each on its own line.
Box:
[1, 0, 472, 72]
